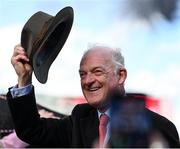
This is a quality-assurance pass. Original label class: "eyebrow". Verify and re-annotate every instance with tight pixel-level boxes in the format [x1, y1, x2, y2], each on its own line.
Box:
[79, 66, 108, 73]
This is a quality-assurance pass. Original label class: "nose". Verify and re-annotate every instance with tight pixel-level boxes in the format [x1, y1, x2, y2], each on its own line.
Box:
[82, 73, 95, 85]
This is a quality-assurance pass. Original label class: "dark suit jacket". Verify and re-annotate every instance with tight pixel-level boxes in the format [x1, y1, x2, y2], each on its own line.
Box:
[7, 88, 180, 148]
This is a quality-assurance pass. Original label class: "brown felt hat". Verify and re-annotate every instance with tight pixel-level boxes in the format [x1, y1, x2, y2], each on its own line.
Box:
[21, 6, 74, 83]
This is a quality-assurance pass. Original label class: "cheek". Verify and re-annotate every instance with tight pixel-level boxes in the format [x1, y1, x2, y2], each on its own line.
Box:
[105, 77, 119, 89]
[105, 74, 117, 83]
[80, 80, 85, 89]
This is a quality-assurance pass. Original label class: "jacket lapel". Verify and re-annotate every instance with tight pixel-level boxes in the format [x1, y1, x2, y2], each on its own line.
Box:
[80, 110, 99, 147]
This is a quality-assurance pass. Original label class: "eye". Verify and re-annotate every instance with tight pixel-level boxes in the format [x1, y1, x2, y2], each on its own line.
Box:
[79, 71, 86, 79]
[93, 69, 104, 76]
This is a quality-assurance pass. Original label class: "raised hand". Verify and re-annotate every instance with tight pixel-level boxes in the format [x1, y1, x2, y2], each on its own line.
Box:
[11, 44, 33, 87]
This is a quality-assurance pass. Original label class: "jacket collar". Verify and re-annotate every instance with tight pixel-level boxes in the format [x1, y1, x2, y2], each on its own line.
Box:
[80, 109, 99, 147]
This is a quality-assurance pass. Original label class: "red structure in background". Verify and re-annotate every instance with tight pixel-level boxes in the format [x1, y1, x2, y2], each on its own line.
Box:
[58, 92, 172, 120]
[126, 93, 172, 120]
[146, 96, 161, 113]
[125, 93, 161, 111]
[72, 93, 161, 113]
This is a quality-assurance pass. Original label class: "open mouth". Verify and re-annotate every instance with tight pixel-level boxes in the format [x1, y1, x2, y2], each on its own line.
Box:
[88, 87, 101, 92]
[89, 87, 99, 91]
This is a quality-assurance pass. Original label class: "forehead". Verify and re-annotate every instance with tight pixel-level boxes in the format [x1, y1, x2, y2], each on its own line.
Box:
[80, 47, 113, 67]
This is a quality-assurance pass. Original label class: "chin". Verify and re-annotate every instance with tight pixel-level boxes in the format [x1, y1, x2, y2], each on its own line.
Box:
[86, 98, 100, 107]
[87, 98, 106, 109]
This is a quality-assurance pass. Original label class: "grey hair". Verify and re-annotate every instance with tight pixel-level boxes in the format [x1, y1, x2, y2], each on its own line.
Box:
[83, 43, 125, 73]
[111, 48, 125, 73]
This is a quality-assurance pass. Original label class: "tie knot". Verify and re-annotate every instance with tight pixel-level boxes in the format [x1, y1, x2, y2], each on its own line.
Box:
[100, 114, 109, 126]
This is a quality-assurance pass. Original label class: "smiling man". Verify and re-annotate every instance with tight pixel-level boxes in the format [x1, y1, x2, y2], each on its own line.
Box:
[7, 44, 180, 147]
[79, 46, 126, 113]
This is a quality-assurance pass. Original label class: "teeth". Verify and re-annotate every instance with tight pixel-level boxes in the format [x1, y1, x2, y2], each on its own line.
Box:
[89, 87, 99, 91]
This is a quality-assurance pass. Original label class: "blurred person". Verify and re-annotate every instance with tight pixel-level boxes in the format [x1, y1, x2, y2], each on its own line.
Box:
[0, 103, 63, 148]
[6, 44, 180, 147]
[0, 131, 28, 148]
[0, 95, 14, 139]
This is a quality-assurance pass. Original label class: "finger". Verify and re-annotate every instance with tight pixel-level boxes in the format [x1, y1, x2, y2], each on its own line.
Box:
[24, 63, 33, 72]
[14, 54, 29, 62]
[12, 50, 29, 63]
[14, 44, 22, 50]
[14, 61, 24, 71]
[11, 54, 29, 65]
[13, 45, 26, 56]
[14, 44, 20, 48]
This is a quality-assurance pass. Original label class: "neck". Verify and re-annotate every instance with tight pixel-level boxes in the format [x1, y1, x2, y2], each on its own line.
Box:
[97, 102, 110, 113]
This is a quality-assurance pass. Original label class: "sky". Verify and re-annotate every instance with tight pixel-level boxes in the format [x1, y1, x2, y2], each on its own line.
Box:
[0, 0, 180, 133]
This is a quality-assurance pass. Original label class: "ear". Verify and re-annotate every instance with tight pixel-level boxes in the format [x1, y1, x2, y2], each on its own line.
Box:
[117, 68, 127, 85]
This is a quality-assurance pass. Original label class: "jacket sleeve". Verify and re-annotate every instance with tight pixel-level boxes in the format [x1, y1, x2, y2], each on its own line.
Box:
[7, 87, 72, 147]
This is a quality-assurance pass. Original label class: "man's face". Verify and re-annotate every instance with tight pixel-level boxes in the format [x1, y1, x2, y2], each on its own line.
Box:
[79, 48, 123, 110]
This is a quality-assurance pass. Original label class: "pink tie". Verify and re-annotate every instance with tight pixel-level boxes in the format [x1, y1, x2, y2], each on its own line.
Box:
[99, 114, 109, 148]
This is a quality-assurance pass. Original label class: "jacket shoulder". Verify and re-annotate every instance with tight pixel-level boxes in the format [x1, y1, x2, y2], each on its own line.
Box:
[146, 108, 176, 128]
[71, 103, 97, 118]
[146, 108, 180, 147]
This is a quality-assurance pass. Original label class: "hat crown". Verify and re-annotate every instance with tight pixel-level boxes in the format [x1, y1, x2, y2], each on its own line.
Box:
[21, 7, 74, 83]
[21, 11, 52, 59]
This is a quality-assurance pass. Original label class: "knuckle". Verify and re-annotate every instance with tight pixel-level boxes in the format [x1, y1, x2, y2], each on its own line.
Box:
[14, 44, 19, 50]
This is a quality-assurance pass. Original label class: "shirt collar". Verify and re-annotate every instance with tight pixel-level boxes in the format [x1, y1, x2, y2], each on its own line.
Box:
[97, 108, 110, 119]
